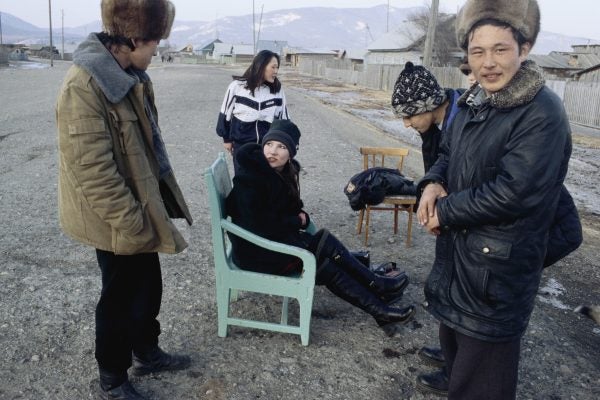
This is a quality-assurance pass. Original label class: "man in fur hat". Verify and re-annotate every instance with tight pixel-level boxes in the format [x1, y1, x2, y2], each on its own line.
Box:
[391, 62, 463, 173]
[56, 1, 193, 398]
[414, 0, 572, 398]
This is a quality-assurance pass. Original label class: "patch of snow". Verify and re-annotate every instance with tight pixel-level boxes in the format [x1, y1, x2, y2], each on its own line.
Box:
[537, 278, 570, 310]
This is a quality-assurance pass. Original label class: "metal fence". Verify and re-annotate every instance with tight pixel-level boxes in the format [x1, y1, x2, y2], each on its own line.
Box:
[298, 59, 600, 129]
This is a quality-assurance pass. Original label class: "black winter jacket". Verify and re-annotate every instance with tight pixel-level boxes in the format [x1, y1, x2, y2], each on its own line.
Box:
[225, 143, 310, 274]
[418, 61, 572, 342]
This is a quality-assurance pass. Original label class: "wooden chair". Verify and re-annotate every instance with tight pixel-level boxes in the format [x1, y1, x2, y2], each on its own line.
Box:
[356, 147, 417, 247]
[204, 153, 316, 346]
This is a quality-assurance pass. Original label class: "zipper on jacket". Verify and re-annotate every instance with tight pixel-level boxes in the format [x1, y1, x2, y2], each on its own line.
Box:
[255, 90, 261, 143]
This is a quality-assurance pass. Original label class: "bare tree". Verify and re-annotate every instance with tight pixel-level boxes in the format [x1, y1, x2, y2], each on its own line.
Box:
[408, 7, 459, 66]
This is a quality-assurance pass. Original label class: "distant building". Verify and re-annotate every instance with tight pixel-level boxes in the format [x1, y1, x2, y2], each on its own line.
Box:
[212, 43, 254, 64]
[193, 39, 223, 58]
[365, 17, 462, 66]
[257, 40, 288, 57]
[529, 45, 600, 79]
[284, 47, 338, 67]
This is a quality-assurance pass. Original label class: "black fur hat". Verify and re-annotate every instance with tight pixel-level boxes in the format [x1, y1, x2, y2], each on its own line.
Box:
[456, 0, 540, 50]
[101, 0, 175, 40]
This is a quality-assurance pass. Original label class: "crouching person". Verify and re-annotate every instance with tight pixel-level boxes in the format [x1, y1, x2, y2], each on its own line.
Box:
[56, 1, 193, 398]
[226, 120, 416, 328]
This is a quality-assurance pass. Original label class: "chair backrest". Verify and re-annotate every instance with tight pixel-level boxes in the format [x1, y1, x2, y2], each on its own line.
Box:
[360, 147, 409, 173]
[205, 152, 232, 264]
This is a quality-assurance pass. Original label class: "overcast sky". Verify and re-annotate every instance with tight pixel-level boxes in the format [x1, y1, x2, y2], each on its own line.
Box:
[2, 0, 599, 40]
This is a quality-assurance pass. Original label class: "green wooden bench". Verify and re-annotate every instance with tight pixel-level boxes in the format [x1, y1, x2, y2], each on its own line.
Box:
[204, 153, 316, 346]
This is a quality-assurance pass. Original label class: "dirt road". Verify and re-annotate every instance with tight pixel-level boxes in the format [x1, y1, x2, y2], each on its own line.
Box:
[0, 61, 598, 399]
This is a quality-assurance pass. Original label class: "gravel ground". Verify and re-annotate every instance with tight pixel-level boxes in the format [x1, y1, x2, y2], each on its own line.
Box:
[0, 59, 598, 400]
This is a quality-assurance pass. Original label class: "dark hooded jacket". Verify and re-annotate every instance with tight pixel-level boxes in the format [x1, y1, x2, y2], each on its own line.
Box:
[420, 88, 463, 173]
[417, 61, 572, 342]
[225, 143, 310, 274]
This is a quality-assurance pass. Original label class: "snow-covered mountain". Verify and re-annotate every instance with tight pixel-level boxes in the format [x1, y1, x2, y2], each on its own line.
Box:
[1, 5, 596, 55]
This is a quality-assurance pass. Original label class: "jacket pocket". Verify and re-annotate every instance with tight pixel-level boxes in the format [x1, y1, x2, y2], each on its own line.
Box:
[67, 118, 109, 166]
[108, 109, 144, 155]
[447, 231, 515, 322]
[111, 202, 158, 255]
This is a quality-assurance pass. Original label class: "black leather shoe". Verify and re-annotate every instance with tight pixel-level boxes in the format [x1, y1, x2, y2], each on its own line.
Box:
[97, 379, 147, 400]
[131, 347, 191, 376]
[418, 346, 446, 367]
[415, 368, 449, 397]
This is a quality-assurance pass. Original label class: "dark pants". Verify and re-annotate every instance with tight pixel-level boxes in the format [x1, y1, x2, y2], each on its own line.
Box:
[95, 250, 162, 374]
[439, 323, 521, 400]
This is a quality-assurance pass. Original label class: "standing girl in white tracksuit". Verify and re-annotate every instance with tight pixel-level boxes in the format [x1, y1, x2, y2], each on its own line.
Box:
[216, 50, 289, 173]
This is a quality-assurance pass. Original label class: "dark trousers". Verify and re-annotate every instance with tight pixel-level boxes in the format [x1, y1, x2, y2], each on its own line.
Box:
[439, 323, 521, 400]
[95, 250, 162, 374]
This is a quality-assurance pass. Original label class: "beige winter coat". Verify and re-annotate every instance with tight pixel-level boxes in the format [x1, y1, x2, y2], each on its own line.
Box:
[56, 35, 192, 255]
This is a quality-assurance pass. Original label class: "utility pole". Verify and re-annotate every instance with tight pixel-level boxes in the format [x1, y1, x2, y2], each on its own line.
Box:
[1, 12, 4, 46]
[61, 9, 65, 60]
[386, 0, 390, 33]
[60, 9, 65, 60]
[256, 5, 264, 51]
[48, 0, 54, 67]
[252, 0, 256, 55]
[422, 0, 439, 67]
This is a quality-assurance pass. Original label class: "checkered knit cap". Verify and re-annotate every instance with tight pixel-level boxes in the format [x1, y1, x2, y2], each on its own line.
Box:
[391, 62, 447, 117]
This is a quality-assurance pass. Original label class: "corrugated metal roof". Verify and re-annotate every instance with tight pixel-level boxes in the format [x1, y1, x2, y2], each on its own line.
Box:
[529, 52, 600, 70]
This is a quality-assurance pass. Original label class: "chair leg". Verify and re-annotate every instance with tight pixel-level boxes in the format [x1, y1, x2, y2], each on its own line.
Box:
[406, 205, 414, 247]
[357, 208, 365, 234]
[299, 297, 312, 346]
[281, 296, 290, 325]
[364, 206, 371, 246]
[216, 286, 231, 338]
[393, 205, 399, 234]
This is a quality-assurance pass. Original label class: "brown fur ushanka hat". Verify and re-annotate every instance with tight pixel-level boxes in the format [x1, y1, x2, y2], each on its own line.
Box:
[101, 0, 175, 40]
[456, 0, 540, 50]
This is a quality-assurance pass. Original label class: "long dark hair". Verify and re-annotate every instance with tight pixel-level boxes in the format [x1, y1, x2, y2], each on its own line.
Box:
[277, 160, 301, 207]
[233, 50, 282, 96]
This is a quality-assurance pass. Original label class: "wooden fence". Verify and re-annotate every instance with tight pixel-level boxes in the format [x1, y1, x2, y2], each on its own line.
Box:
[298, 59, 600, 130]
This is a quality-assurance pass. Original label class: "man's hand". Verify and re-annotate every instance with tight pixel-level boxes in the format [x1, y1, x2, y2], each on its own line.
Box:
[417, 182, 447, 227]
[223, 142, 233, 154]
[298, 212, 307, 227]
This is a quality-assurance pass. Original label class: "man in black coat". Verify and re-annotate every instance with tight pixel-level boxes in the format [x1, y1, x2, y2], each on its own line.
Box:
[414, 0, 572, 399]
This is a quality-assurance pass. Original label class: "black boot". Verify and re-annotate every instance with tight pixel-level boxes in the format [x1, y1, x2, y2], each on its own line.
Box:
[415, 367, 449, 396]
[312, 229, 409, 302]
[131, 347, 191, 376]
[318, 260, 415, 327]
[98, 369, 146, 400]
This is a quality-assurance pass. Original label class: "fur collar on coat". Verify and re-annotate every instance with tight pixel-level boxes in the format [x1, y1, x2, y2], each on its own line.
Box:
[458, 60, 545, 110]
[73, 33, 148, 104]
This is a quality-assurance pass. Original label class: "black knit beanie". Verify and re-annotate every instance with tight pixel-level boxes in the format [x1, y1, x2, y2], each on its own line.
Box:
[391, 62, 447, 117]
[262, 119, 301, 158]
